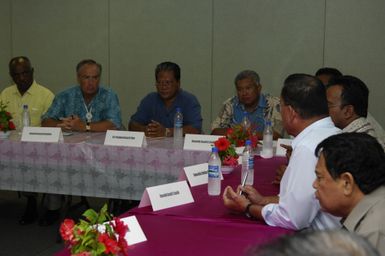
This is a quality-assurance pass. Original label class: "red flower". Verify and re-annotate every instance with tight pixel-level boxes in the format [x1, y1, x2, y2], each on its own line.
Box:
[60, 219, 75, 243]
[8, 121, 15, 130]
[98, 233, 119, 255]
[226, 128, 234, 136]
[223, 155, 239, 166]
[5, 112, 11, 118]
[113, 217, 128, 238]
[118, 237, 129, 256]
[214, 137, 230, 151]
[236, 139, 245, 147]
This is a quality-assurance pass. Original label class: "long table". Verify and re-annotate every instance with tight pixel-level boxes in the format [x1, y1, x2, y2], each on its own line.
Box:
[125, 156, 292, 255]
[0, 132, 209, 200]
[56, 156, 294, 256]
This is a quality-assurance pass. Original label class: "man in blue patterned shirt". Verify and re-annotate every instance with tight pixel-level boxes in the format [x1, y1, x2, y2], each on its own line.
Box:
[211, 70, 283, 138]
[42, 59, 122, 131]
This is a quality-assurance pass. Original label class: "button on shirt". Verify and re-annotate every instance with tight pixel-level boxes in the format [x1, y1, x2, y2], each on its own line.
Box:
[0, 81, 54, 127]
[130, 89, 202, 131]
[262, 117, 341, 230]
[42, 86, 122, 129]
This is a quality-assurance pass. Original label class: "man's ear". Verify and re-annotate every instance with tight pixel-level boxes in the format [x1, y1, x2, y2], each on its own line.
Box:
[342, 104, 355, 120]
[340, 172, 355, 196]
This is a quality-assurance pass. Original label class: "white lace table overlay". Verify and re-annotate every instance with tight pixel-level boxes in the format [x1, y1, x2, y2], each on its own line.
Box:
[0, 132, 209, 200]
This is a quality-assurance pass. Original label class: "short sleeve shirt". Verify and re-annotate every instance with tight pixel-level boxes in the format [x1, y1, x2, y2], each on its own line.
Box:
[42, 86, 122, 129]
[211, 94, 283, 134]
[130, 89, 202, 131]
[0, 81, 54, 127]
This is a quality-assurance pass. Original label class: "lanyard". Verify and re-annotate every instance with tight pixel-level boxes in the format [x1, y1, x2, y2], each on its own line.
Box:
[83, 102, 93, 123]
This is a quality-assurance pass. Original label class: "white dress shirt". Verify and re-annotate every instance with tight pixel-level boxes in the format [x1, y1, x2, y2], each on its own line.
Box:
[262, 117, 341, 230]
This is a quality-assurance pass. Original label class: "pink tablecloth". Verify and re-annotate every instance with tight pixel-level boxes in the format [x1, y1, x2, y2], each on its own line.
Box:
[56, 156, 293, 256]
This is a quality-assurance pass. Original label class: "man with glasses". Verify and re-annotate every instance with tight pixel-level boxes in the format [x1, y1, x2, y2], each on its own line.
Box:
[42, 59, 122, 131]
[1, 56, 54, 225]
[129, 61, 202, 137]
[326, 75, 384, 149]
[211, 70, 283, 138]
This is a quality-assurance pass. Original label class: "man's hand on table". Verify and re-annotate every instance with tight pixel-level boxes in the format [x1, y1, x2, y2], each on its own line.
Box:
[223, 186, 250, 213]
[146, 120, 166, 137]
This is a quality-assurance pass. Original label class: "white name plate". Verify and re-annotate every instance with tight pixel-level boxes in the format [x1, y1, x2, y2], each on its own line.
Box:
[21, 127, 63, 143]
[276, 138, 293, 156]
[138, 180, 194, 211]
[182, 163, 224, 187]
[121, 216, 147, 245]
[183, 134, 222, 151]
[104, 130, 146, 147]
[97, 216, 147, 245]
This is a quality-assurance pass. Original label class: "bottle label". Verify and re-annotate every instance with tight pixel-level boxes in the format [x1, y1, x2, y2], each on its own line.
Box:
[248, 157, 254, 170]
[208, 165, 220, 178]
[175, 120, 183, 128]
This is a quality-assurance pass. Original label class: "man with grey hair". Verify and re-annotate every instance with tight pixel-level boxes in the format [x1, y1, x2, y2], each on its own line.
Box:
[211, 70, 283, 138]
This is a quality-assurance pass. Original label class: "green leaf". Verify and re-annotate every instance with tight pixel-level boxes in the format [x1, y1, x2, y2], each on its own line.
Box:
[83, 208, 98, 223]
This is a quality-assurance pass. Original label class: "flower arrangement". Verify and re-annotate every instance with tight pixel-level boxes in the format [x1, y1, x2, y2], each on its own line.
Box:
[213, 124, 259, 167]
[60, 204, 129, 256]
[0, 100, 16, 133]
[214, 137, 239, 166]
[226, 124, 259, 149]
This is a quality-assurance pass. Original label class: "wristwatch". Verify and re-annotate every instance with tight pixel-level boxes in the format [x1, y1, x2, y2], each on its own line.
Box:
[86, 122, 91, 132]
[244, 203, 253, 219]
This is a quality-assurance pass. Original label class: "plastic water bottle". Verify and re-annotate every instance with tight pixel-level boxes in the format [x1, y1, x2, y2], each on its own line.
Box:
[173, 107, 183, 148]
[208, 147, 221, 196]
[241, 140, 254, 185]
[262, 120, 273, 158]
[21, 104, 30, 130]
[241, 111, 251, 130]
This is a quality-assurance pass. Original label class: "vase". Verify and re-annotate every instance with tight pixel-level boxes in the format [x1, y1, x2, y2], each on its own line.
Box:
[221, 165, 235, 174]
[0, 130, 10, 139]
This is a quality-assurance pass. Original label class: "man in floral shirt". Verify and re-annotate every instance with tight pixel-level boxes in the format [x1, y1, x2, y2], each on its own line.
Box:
[211, 70, 284, 138]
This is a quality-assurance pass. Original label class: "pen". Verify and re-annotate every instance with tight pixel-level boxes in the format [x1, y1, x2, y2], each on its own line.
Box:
[239, 171, 249, 195]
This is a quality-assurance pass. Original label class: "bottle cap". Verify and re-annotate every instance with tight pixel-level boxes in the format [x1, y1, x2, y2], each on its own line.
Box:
[176, 107, 182, 112]
[23, 104, 28, 109]
[266, 120, 271, 126]
[245, 140, 251, 146]
[211, 146, 218, 153]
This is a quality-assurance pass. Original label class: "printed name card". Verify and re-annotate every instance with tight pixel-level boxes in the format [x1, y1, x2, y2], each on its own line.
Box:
[181, 163, 224, 187]
[183, 134, 222, 151]
[104, 130, 146, 147]
[276, 138, 293, 156]
[21, 127, 63, 143]
[138, 180, 194, 211]
[97, 216, 147, 245]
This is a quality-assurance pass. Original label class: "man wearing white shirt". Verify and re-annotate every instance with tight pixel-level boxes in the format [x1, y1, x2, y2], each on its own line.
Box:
[223, 73, 341, 230]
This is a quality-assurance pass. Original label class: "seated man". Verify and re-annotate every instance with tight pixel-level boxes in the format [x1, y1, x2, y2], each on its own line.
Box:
[326, 75, 384, 148]
[40, 59, 122, 225]
[313, 132, 385, 254]
[129, 61, 202, 137]
[315, 67, 342, 86]
[1, 56, 54, 225]
[42, 59, 122, 131]
[223, 74, 340, 230]
[211, 70, 283, 138]
[1, 56, 54, 128]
